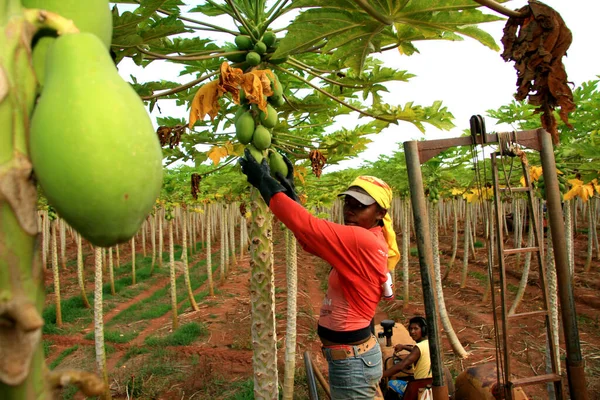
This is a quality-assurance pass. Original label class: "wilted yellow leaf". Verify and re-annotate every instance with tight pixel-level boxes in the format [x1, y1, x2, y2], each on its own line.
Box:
[241, 73, 269, 113]
[207, 145, 229, 165]
[188, 80, 222, 128]
[219, 62, 244, 103]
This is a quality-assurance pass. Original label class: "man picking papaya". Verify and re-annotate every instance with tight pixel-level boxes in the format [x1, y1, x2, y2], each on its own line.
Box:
[240, 149, 400, 399]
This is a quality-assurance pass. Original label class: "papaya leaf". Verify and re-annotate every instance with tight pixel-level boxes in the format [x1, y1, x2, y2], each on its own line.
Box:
[207, 145, 229, 165]
[188, 80, 222, 128]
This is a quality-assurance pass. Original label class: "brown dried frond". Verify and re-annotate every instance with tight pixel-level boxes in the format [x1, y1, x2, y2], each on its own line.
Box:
[308, 149, 326, 178]
[501, 1, 575, 144]
[191, 173, 201, 200]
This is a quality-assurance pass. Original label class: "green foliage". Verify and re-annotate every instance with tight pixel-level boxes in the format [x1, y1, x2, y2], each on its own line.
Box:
[145, 322, 208, 346]
[84, 330, 138, 343]
[48, 345, 79, 370]
[110, 0, 503, 182]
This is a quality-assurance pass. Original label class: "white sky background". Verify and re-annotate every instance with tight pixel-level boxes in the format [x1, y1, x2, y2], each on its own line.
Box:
[118, 0, 600, 172]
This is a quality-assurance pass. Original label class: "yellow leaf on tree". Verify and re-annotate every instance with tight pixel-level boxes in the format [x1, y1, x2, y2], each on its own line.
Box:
[219, 62, 244, 103]
[207, 145, 229, 165]
[188, 80, 222, 128]
[240, 72, 269, 113]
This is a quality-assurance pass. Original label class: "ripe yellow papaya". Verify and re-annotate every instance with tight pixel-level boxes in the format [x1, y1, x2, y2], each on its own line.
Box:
[29, 33, 163, 247]
[22, 0, 113, 48]
[259, 104, 278, 128]
[253, 125, 272, 150]
[269, 151, 288, 178]
[235, 111, 255, 145]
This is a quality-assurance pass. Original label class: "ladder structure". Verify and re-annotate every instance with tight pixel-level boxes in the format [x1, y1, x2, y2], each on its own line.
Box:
[490, 150, 564, 399]
[403, 118, 589, 400]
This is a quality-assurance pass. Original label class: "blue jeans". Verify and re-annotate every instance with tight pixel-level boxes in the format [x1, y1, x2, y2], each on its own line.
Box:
[322, 341, 383, 399]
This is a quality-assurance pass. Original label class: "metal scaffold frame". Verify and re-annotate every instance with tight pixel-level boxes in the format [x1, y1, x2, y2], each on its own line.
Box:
[403, 123, 589, 400]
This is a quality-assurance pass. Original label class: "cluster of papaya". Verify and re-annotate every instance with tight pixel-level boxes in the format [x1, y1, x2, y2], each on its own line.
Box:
[225, 24, 287, 68]
[234, 72, 288, 178]
[26, 0, 163, 247]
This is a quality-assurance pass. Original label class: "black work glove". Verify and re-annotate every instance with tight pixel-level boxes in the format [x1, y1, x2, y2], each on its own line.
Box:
[274, 154, 300, 203]
[239, 148, 285, 206]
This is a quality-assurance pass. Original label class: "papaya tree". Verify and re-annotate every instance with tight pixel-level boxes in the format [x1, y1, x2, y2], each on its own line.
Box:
[108, 1, 501, 397]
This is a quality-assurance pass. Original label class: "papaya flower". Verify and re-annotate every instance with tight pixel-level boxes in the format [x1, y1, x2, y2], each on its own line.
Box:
[520, 165, 543, 187]
[563, 178, 595, 202]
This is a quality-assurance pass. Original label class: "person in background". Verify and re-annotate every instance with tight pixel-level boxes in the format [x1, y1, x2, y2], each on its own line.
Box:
[382, 316, 432, 400]
[240, 149, 400, 399]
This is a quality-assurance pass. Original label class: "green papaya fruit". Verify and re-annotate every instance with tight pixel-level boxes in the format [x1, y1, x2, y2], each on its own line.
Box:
[254, 41, 267, 55]
[253, 125, 272, 150]
[233, 105, 248, 123]
[269, 151, 288, 178]
[262, 31, 277, 47]
[224, 45, 247, 63]
[268, 94, 285, 108]
[270, 73, 283, 97]
[32, 36, 55, 87]
[234, 35, 253, 50]
[246, 51, 261, 66]
[268, 55, 288, 65]
[235, 111, 255, 145]
[22, 0, 112, 48]
[259, 104, 278, 128]
[245, 144, 264, 163]
[29, 33, 163, 247]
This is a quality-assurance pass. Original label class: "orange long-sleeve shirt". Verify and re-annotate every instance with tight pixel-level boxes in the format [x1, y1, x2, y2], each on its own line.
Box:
[270, 193, 388, 338]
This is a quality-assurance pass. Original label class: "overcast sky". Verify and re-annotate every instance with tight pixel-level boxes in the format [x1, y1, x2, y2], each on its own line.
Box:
[119, 0, 600, 171]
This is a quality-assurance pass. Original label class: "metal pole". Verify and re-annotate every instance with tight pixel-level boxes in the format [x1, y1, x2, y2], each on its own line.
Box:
[538, 129, 589, 400]
[404, 141, 449, 400]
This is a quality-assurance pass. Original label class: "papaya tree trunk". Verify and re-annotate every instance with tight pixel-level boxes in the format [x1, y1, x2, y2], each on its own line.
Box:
[206, 208, 214, 296]
[93, 247, 111, 400]
[402, 198, 410, 309]
[460, 203, 471, 288]
[168, 219, 179, 330]
[41, 210, 48, 269]
[108, 247, 115, 296]
[220, 204, 226, 282]
[248, 191, 279, 399]
[443, 198, 458, 282]
[141, 218, 146, 258]
[482, 202, 494, 303]
[0, 9, 46, 384]
[76, 233, 91, 308]
[150, 213, 156, 273]
[509, 223, 534, 315]
[158, 208, 164, 268]
[51, 220, 62, 326]
[564, 199, 574, 280]
[430, 204, 468, 358]
[584, 203, 594, 272]
[223, 204, 229, 275]
[545, 226, 560, 390]
[59, 218, 66, 269]
[229, 205, 237, 267]
[182, 208, 199, 311]
[282, 229, 298, 400]
[130, 236, 135, 285]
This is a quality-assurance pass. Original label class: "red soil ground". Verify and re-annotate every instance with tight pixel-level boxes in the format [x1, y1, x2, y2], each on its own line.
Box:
[43, 217, 600, 400]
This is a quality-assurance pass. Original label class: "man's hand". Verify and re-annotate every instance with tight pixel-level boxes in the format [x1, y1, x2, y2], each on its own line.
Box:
[274, 154, 300, 203]
[239, 148, 285, 206]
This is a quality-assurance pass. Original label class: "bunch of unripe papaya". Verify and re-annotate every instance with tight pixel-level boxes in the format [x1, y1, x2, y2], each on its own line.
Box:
[225, 24, 288, 68]
[233, 71, 289, 179]
[25, 0, 163, 247]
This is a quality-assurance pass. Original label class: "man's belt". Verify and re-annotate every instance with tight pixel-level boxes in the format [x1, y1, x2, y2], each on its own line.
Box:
[322, 336, 378, 361]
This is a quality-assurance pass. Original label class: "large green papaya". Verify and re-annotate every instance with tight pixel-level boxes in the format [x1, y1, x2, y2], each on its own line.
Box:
[269, 151, 288, 178]
[259, 104, 278, 128]
[22, 0, 113, 48]
[29, 33, 163, 247]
